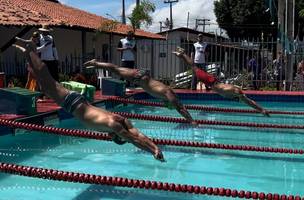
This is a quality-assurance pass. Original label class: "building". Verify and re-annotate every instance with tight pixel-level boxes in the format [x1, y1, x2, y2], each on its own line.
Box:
[147, 27, 227, 80]
[0, 0, 164, 77]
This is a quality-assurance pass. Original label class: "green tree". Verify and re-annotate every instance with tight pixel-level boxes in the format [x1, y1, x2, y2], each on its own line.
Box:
[128, 0, 156, 32]
[214, 0, 275, 39]
[296, 0, 304, 40]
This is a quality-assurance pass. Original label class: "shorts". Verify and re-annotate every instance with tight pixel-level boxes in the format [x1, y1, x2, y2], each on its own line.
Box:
[111, 133, 127, 145]
[195, 63, 207, 71]
[121, 61, 135, 69]
[61, 91, 87, 113]
[134, 69, 150, 80]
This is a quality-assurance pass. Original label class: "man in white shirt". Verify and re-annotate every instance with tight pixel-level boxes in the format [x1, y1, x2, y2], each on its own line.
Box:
[117, 31, 136, 88]
[117, 31, 136, 68]
[38, 25, 59, 81]
[191, 34, 208, 90]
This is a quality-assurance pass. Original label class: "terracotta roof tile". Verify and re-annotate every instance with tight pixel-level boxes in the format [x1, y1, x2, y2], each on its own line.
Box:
[0, 0, 164, 39]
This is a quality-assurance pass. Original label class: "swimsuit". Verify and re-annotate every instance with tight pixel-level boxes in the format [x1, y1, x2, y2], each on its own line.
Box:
[111, 133, 127, 145]
[195, 68, 218, 87]
[62, 91, 128, 145]
[134, 69, 150, 80]
[61, 91, 87, 113]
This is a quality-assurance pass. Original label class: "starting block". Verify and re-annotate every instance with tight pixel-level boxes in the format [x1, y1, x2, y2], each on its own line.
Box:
[102, 78, 126, 96]
[0, 87, 41, 115]
[61, 81, 96, 102]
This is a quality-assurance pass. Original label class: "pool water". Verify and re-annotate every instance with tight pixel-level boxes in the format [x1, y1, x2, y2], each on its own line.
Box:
[1, 99, 304, 199]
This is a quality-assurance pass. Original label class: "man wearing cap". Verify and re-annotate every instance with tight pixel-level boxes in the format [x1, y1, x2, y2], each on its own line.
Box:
[38, 25, 59, 81]
[191, 33, 209, 90]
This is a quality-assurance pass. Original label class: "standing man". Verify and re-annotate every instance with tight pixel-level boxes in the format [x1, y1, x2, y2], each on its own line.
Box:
[38, 25, 59, 81]
[117, 31, 136, 89]
[191, 33, 208, 90]
[273, 51, 285, 90]
[247, 54, 261, 90]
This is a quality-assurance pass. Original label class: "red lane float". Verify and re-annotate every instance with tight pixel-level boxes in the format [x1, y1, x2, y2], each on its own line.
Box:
[0, 118, 304, 155]
[107, 97, 304, 115]
[113, 111, 304, 129]
[0, 118, 111, 141]
[0, 162, 302, 199]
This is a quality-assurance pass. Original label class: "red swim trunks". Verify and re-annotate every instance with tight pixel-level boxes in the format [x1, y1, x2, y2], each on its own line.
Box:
[195, 68, 218, 86]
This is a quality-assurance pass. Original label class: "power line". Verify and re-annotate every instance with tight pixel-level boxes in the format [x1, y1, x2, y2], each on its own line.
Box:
[195, 18, 211, 32]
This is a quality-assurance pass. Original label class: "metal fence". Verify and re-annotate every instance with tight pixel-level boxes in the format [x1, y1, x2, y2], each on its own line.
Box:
[2, 38, 304, 90]
[129, 38, 304, 91]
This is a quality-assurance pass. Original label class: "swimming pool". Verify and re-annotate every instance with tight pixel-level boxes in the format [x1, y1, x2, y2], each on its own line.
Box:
[1, 95, 304, 199]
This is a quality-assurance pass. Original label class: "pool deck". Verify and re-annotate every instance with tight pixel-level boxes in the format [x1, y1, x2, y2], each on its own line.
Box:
[1, 89, 304, 121]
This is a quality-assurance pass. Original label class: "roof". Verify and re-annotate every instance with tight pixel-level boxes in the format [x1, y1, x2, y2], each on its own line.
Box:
[158, 27, 227, 40]
[0, 0, 164, 39]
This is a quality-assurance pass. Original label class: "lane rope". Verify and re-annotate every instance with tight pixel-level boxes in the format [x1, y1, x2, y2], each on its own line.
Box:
[107, 97, 304, 115]
[113, 111, 304, 129]
[0, 118, 303, 155]
[0, 162, 302, 199]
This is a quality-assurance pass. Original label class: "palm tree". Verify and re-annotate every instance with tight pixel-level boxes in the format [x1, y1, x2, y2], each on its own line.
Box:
[128, 0, 155, 32]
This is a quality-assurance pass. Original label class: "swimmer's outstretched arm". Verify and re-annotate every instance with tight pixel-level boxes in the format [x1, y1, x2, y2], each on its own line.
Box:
[13, 43, 165, 162]
[239, 94, 270, 117]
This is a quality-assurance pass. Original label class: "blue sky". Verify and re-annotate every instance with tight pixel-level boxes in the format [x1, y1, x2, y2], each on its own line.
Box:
[58, 0, 218, 33]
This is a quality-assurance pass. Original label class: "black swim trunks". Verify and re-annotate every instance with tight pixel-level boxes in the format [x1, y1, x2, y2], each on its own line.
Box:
[134, 69, 150, 80]
[61, 91, 87, 113]
[111, 133, 127, 145]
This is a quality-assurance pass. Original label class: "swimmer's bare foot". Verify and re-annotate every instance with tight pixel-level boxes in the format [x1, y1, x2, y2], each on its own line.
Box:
[154, 150, 166, 162]
[172, 46, 185, 57]
[12, 44, 26, 53]
[84, 59, 97, 69]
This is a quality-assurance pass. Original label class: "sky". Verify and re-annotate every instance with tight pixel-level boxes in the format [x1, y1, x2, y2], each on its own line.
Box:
[58, 0, 219, 34]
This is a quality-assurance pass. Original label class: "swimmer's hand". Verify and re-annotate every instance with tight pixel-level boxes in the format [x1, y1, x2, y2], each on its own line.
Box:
[84, 59, 97, 69]
[262, 110, 270, 117]
[154, 150, 166, 162]
[190, 121, 198, 126]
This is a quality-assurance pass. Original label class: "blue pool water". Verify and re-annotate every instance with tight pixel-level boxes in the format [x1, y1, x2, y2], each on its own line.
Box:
[1, 99, 304, 199]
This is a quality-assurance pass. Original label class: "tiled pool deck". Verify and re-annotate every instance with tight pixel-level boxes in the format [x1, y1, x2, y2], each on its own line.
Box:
[1, 89, 304, 121]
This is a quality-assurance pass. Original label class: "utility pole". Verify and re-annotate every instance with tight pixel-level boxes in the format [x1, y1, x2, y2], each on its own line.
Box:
[164, 0, 178, 30]
[195, 18, 211, 32]
[186, 12, 190, 29]
[159, 18, 170, 32]
[277, 0, 285, 54]
[186, 12, 190, 41]
[122, 0, 126, 24]
[286, 0, 295, 91]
